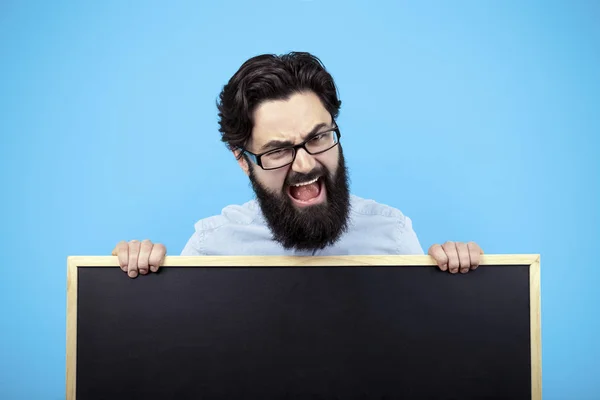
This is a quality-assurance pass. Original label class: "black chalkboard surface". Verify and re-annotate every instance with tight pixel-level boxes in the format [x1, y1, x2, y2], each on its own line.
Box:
[66, 255, 541, 400]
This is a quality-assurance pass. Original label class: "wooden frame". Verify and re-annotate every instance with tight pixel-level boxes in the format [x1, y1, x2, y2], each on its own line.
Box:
[66, 254, 541, 400]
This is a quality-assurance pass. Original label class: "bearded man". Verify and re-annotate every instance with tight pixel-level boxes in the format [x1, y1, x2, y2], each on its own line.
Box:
[112, 52, 483, 277]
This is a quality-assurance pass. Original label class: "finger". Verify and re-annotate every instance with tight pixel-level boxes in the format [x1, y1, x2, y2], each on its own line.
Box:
[149, 243, 166, 272]
[468, 242, 483, 270]
[442, 241, 459, 274]
[428, 244, 449, 271]
[137, 240, 153, 275]
[127, 240, 141, 278]
[112, 241, 129, 272]
[456, 242, 471, 273]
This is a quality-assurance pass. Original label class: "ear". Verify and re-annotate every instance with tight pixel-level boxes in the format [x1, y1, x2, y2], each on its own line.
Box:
[233, 149, 250, 176]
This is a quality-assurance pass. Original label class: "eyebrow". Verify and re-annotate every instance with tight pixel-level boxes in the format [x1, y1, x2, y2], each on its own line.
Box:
[258, 122, 331, 152]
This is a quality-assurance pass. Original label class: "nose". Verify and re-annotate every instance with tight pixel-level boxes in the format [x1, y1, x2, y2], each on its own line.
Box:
[291, 148, 316, 174]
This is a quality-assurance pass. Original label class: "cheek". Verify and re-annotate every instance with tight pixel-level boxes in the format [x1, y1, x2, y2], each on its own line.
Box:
[256, 168, 289, 193]
[322, 152, 340, 175]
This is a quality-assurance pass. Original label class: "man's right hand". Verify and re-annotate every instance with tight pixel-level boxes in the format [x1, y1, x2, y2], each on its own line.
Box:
[112, 240, 167, 278]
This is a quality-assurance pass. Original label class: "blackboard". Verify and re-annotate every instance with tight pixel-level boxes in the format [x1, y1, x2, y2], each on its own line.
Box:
[66, 254, 541, 400]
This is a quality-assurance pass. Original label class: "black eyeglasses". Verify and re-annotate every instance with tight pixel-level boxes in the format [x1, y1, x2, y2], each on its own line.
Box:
[239, 126, 341, 170]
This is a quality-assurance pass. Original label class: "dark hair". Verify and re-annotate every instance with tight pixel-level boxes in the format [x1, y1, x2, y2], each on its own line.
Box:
[216, 51, 342, 152]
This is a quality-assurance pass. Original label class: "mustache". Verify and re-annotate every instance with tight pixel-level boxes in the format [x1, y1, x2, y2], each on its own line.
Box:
[285, 168, 325, 186]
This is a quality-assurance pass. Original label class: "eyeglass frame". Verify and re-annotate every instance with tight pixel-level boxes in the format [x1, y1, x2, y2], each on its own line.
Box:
[237, 125, 342, 170]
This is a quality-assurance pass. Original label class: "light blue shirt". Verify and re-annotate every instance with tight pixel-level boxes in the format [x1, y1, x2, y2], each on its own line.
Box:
[180, 194, 425, 256]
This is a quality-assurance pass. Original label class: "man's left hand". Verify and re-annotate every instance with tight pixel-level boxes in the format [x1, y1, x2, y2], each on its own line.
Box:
[427, 241, 484, 274]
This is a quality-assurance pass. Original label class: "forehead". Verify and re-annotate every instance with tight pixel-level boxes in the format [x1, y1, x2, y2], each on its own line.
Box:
[250, 91, 332, 148]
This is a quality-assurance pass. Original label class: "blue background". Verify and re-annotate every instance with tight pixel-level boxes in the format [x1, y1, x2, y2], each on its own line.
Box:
[1, 1, 598, 398]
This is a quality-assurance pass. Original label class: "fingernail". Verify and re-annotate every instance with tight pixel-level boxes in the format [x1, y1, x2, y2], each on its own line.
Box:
[150, 266, 157, 272]
[128, 270, 137, 278]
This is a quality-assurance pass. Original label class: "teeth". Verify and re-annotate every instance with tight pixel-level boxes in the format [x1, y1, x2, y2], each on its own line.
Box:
[293, 177, 319, 187]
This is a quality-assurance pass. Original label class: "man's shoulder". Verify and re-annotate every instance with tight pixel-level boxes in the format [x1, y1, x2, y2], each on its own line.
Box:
[181, 199, 271, 256]
[193, 199, 261, 232]
[343, 194, 423, 255]
[349, 194, 409, 225]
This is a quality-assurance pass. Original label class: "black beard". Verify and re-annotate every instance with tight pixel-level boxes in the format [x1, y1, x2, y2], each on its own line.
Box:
[248, 147, 351, 251]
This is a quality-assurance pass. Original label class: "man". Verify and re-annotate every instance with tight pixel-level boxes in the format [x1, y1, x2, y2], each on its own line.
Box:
[112, 52, 483, 278]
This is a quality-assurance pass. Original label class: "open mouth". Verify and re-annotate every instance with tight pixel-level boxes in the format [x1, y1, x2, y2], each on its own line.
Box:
[287, 176, 326, 207]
